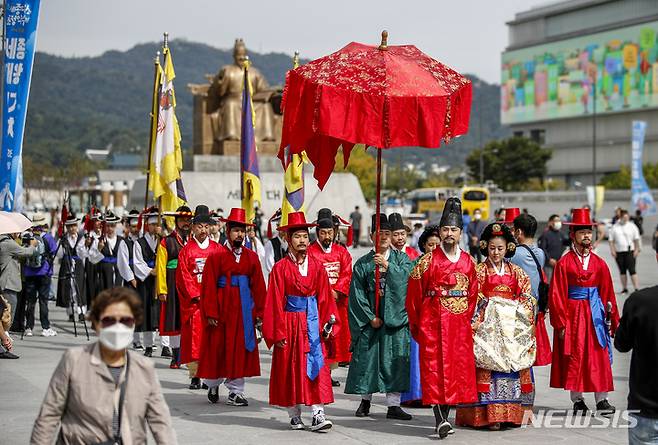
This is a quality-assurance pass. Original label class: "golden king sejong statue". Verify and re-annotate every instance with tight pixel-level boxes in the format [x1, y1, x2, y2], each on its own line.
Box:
[206, 38, 275, 142]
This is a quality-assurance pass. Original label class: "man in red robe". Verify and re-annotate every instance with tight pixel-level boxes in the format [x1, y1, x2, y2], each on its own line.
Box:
[549, 208, 620, 415]
[156, 205, 192, 368]
[390, 213, 419, 260]
[308, 208, 353, 386]
[406, 198, 479, 439]
[198, 208, 267, 406]
[262, 211, 339, 432]
[176, 205, 220, 390]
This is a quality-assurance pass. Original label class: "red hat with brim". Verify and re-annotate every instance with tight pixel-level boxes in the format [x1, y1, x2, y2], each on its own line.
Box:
[564, 208, 597, 226]
[277, 211, 317, 233]
[503, 207, 521, 225]
[220, 208, 255, 227]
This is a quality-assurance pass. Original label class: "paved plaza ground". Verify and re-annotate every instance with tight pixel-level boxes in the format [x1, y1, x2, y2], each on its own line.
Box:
[3, 246, 656, 444]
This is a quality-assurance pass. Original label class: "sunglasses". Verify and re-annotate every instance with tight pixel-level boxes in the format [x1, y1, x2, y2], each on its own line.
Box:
[99, 316, 135, 328]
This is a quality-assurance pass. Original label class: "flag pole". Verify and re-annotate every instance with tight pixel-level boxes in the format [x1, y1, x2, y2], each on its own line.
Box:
[144, 51, 161, 211]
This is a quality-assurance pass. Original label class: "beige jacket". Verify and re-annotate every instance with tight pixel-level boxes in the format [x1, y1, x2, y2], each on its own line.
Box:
[31, 343, 177, 445]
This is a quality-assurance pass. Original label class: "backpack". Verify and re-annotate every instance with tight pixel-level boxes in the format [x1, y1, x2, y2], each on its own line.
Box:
[519, 244, 549, 313]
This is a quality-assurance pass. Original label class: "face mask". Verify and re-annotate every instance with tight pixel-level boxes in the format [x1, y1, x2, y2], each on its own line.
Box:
[553, 222, 562, 231]
[99, 323, 134, 351]
[474, 214, 481, 221]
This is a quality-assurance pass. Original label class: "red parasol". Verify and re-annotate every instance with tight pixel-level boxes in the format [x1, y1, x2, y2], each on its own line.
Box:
[279, 31, 472, 314]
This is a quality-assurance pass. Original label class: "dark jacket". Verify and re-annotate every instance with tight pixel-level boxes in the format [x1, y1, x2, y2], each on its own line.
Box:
[538, 228, 569, 261]
[615, 286, 658, 418]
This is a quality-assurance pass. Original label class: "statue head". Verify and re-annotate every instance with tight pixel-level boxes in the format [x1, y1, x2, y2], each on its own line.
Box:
[233, 38, 248, 66]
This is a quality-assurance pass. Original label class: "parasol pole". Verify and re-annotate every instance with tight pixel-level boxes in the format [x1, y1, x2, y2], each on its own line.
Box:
[374, 147, 382, 317]
[373, 31, 388, 318]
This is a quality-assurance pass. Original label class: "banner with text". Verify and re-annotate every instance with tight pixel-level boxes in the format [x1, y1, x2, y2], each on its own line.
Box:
[0, 0, 41, 211]
[631, 120, 656, 216]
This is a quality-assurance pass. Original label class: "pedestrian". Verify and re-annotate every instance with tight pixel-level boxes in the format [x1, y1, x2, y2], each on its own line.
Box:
[117, 211, 140, 334]
[308, 208, 353, 385]
[0, 229, 37, 336]
[465, 208, 487, 262]
[346, 213, 414, 421]
[198, 207, 266, 405]
[31, 287, 177, 445]
[175, 205, 220, 390]
[609, 209, 641, 294]
[349, 206, 362, 249]
[0, 293, 16, 359]
[389, 213, 419, 260]
[401, 224, 441, 406]
[406, 198, 479, 439]
[549, 208, 619, 415]
[155, 205, 192, 367]
[97, 210, 126, 292]
[538, 214, 569, 281]
[262, 210, 288, 281]
[262, 211, 338, 432]
[55, 214, 89, 322]
[456, 223, 536, 430]
[82, 210, 104, 311]
[132, 208, 161, 357]
[511, 213, 552, 366]
[23, 213, 58, 337]
[614, 275, 658, 445]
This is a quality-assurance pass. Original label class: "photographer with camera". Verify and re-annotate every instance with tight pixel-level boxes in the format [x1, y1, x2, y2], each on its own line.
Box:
[23, 214, 58, 337]
[0, 221, 37, 359]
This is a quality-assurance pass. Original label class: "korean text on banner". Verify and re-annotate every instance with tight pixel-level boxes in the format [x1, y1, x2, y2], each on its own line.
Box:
[0, 0, 41, 211]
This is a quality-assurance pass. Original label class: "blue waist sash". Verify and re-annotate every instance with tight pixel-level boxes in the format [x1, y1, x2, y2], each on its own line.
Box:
[101, 257, 117, 264]
[285, 295, 323, 381]
[217, 275, 256, 352]
[146, 260, 155, 268]
[568, 286, 613, 364]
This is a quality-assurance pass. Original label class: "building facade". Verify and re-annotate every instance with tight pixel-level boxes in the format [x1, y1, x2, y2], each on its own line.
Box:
[502, 0, 658, 186]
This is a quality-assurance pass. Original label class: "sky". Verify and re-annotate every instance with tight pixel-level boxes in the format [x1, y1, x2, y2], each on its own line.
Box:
[38, 0, 550, 84]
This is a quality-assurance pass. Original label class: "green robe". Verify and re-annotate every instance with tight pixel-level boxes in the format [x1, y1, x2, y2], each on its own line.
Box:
[345, 249, 413, 395]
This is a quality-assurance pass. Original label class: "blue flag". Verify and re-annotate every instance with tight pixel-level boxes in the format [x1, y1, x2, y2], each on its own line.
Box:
[0, 0, 41, 211]
[631, 121, 656, 216]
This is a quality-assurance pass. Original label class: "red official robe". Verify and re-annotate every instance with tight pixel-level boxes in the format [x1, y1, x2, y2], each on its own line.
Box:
[175, 237, 221, 365]
[406, 247, 479, 405]
[197, 244, 266, 379]
[549, 249, 619, 393]
[308, 241, 353, 363]
[262, 254, 339, 407]
[404, 246, 420, 260]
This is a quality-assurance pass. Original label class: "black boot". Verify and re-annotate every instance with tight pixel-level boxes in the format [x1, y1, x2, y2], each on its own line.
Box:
[596, 400, 616, 416]
[160, 346, 172, 357]
[207, 386, 219, 404]
[433, 405, 452, 439]
[189, 377, 201, 390]
[169, 348, 180, 369]
[387, 406, 412, 421]
[355, 399, 371, 417]
[573, 399, 589, 415]
[144, 347, 153, 357]
[331, 378, 341, 387]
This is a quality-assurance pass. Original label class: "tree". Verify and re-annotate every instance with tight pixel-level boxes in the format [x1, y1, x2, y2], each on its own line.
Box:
[386, 167, 422, 192]
[600, 163, 658, 189]
[466, 137, 552, 191]
[334, 145, 378, 200]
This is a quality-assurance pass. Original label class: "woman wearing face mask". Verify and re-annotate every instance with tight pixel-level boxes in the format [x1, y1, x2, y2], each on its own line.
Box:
[31, 287, 177, 445]
[456, 223, 537, 430]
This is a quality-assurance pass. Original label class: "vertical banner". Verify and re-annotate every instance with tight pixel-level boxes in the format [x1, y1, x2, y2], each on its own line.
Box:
[0, 0, 41, 211]
[631, 120, 656, 216]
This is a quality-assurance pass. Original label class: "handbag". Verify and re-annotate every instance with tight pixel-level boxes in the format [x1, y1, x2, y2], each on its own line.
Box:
[519, 244, 549, 313]
[93, 355, 129, 445]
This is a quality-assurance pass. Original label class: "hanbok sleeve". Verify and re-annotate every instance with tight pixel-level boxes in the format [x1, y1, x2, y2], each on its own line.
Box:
[383, 251, 412, 328]
[262, 261, 287, 348]
[249, 251, 267, 320]
[406, 252, 431, 341]
[334, 247, 353, 297]
[548, 256, 569, 331]
[348, 259, 376, 339]
[200, 251, 221, 320]
[596, 257, 620, 334]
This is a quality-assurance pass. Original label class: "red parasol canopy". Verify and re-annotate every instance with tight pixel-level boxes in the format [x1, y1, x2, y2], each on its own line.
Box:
[279, 31, 473, 314]
[279, 31, 472, 189]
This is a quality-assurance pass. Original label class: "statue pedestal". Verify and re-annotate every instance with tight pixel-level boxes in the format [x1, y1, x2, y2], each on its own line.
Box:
[213, 140, 280, 156]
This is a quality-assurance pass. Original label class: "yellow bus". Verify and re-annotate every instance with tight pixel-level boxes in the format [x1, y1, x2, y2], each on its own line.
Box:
[461, 186, 490, 220]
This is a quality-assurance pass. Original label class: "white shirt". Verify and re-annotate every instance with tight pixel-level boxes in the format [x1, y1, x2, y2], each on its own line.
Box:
[133, 233, 158, 281]
[440, 244, 462, 263]
[116, 238, 134, 283]
[609, 222, 640, 252]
